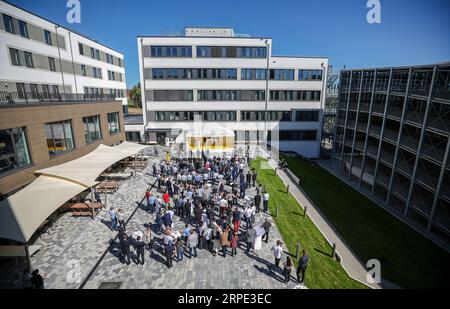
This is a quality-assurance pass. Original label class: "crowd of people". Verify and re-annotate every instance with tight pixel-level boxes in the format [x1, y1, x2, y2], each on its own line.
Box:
[111, 150, 309, 285]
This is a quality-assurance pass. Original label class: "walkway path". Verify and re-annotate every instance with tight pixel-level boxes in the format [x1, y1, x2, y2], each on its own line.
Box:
[1, 146, 300, 289]
[261, 154, 391, 289]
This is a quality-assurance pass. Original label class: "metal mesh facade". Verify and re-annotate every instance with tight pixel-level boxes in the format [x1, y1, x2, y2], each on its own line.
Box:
[333, 63, 450, 244]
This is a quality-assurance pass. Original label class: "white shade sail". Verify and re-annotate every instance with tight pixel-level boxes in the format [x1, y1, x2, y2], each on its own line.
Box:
[0, 142, 149, 243]
[185, 126, 235, 138]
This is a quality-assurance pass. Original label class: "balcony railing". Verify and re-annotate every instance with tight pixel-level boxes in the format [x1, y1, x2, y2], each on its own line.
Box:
[0, 92, 117, 106]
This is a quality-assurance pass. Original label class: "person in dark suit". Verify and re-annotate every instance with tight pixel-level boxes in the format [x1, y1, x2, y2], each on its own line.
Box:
[254, 193, 262, 213]
[120, 235, 131, 265]
[165, 243, 174, 268]
[135, 236, 145, 265]
[297, 249, 310, 284]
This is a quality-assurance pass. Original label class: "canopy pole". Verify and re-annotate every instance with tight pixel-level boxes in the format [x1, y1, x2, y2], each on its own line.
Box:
[134, 154, 137, 178]
[90, 187, 95, 219]
[104, 186, 107, 209]
[25, 243, 32, 273]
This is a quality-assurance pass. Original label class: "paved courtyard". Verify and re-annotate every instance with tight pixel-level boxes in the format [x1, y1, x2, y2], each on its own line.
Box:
[2, 146, 299, 289]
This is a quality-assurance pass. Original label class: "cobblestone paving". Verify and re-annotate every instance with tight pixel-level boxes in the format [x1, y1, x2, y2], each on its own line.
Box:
[2, 146, 299, 289]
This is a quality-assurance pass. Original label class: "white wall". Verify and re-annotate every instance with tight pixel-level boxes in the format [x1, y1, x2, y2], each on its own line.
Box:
[133, 35, 328, 158]
[0, 1, 127, 106]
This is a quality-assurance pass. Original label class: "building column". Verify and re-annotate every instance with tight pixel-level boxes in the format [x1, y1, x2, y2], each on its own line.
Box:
[371, 69, 393, 195]
[358, 70, 378, 189]
[404, 66, 438, 216]
[348, 70, 364, 180]
[339, 71, 353, 174]
[427, 133, 450, 230]
[386, 68, 413, 204]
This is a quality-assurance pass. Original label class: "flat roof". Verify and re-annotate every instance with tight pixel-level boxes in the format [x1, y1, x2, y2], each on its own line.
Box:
[137, 35, 272, 40]
[342, 61, 450, 72]
[1, 0, 124, 55]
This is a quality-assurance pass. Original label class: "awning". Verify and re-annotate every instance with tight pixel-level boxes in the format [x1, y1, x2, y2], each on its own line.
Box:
[35, 142, 148, 188]
[0, 142, 149, 243]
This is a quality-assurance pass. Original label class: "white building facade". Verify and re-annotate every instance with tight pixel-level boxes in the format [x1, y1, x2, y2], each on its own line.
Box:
[133, 27, 327, 158]
[0, 0, 128, 112]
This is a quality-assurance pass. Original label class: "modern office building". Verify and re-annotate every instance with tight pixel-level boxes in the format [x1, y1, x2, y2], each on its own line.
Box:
[333, 63, 450, 244]
[0, 0, 128, 113]
[0, 0, 127, 198]
[131, 27, 328, 158]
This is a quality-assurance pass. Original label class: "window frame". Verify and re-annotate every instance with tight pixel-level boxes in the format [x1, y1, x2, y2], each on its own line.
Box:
[18, 20, 28, 38]
[44, 30, 52, 45]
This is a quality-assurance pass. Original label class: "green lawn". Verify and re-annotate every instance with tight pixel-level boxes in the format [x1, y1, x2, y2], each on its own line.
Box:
[282, 156, 450, 289]
[251, 158, 367, 289]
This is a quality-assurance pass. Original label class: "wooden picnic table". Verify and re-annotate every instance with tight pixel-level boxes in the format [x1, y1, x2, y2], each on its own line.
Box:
[96, 181, 119, 193]
[61, 202, 102, 218]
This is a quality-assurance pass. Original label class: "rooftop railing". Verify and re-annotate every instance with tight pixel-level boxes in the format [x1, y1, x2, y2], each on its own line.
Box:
[0, 92, 117, 106]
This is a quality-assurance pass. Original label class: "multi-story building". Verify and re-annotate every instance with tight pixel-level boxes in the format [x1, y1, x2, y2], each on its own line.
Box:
[0, 1, 127, 198]
[0, 0, 128, 113]
[131, 27, 328, 158]
[333, 63, 450, 244]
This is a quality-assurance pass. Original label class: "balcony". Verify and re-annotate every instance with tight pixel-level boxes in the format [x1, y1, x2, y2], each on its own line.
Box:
[383, 128, 399, 143]
[0, 92, 117, 106]
[369, 125, 382, 137]
[356, 122, 368, 132]
[380, 151, 395, 166]
[386, 106, 403, 120]
[400, 136, 419, 152]
[366, 143, 379, 157]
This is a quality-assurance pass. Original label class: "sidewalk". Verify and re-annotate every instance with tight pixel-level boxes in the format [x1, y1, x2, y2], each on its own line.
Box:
[263, 156, 399, 289]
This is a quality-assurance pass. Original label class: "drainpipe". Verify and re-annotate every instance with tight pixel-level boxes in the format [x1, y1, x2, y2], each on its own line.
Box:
[140, 38, 149, 143]
[55, 25, 66, 95]
[317, 63, 328, 158]
[68, 32, 78, 94]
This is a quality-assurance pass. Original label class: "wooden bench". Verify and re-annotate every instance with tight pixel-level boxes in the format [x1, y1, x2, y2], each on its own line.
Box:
[72, 211, 93, 217]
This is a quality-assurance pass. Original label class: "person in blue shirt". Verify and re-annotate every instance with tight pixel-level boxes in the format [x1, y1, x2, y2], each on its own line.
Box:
[182, 224, 191, 242]
[297, 249, 310, 284]
[109, 207, 117, 231]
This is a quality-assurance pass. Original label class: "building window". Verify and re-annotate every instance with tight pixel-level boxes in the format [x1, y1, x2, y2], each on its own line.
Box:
[44, 120, 75, 157]
[48, 57, 56, 71]
[24, 52, 33, 68]
[118, 58, 122, 66]
[151, 46, 192, 57]
[42, 85, 50, 98]
[295, 110, 319, 121]
[298, 70, 323, 81]
[18, 20, 28, 38]
[52, 85, 60, 95]
[108, 71, 115, 81]
[16, 83, 26, 98]
[83, 115, 102, 143]
[9, 48, 20, 66]
[3, 14, 14, 33]
[279, 130, 317, 141]
[0, 127, 32, 174]
[95, 49, 100, 60]
[90, 47, 95, 59]
[44, 30, 52, 45]
[81, 64, 86, 76]
[93, 67, 98, 78]
[108, 112, 120, 134]
[270, 69, 295, 81]
[79, 42, 84, 55]
[97, 68, 102, 79]
[30, 84, 38, 98]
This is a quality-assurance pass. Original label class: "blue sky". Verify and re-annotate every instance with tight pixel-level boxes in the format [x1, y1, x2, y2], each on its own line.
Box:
[7, 0, 450, 88]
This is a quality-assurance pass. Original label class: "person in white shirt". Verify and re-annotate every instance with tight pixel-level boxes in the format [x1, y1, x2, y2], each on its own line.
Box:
[263, 191, 270, 213]
[245, 206, 254, 229]
[272, 240, 283, 272]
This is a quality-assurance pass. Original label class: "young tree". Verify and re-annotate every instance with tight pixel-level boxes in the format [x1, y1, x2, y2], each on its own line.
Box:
[129, 83, 141, 107]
